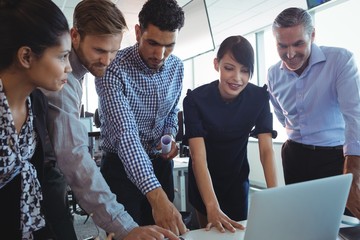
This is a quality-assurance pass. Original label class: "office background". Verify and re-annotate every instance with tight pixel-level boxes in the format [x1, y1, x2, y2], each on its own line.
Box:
[54, 0, 359, 188]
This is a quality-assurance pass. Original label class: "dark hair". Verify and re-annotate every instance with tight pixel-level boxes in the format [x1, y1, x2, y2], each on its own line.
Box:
[216, 35, 254, 78]
[73, 0, 127, 36]
[272, 7, 314, 36]
[138, 0, 185, 32]
[0, 0, 69, 71]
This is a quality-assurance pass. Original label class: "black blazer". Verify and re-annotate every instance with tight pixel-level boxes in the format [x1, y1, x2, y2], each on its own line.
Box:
[30, 88, 49, 182]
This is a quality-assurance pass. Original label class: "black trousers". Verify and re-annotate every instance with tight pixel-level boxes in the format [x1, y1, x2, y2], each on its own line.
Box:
[281, 140, 356, 216]
[281, 140, 344, 184]
[100, 151, 174, 226]
[0, 174, 23, 239]
[0, 174, 68, 240]
[42, 166, 77, 240]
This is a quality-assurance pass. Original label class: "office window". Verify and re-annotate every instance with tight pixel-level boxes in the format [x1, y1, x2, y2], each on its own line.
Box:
[263, 29, 278, 77]
[192, 49, 218, 88]
[179, 59, 195, 110]
[313, 0, 360, 65]
[82, 74, 97, 114]
[245, 34, 258, 86]
[263, 28, 287, 143]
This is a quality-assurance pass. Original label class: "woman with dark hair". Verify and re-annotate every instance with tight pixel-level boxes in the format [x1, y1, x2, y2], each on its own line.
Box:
[0, 0, 71, 238]
[183, 35, 278, 233]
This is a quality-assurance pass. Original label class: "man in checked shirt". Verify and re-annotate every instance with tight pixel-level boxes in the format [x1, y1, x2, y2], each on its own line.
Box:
[96, 0, 187, 236]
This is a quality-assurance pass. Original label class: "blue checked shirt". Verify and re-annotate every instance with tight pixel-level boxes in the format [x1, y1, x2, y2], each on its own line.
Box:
[96, 43, 183, 194]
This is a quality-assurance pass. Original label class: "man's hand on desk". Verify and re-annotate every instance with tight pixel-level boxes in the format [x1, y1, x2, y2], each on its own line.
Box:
[147, 188, 188, 235]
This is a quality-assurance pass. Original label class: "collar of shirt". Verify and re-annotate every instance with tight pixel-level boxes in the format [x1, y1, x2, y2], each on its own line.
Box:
[131, 43, 167, 75]
[268, 43, 360, 149]
[70, 48, 89, 84]
[279, 43, 326, 74]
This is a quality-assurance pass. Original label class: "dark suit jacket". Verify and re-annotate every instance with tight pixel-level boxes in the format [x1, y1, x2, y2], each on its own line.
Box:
[30, 89, 49, 182]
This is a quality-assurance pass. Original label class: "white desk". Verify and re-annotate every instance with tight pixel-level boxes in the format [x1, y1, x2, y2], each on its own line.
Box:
[173, 157, 189, 211]
[181, 221, 246, 240]
[173, 157, 189, 171]
[180, 218, 356, 240]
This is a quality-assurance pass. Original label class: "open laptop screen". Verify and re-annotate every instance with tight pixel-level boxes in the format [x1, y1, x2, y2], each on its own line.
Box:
[244, 174, 352, 240]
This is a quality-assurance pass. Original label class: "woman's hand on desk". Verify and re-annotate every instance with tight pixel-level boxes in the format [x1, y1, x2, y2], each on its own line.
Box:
[206, 208, 245, 233]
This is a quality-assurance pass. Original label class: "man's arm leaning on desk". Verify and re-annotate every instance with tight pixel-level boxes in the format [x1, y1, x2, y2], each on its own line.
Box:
[43, 85, 138, 239]
[344, 155, 360, 220]
[146, 187, 186, 235]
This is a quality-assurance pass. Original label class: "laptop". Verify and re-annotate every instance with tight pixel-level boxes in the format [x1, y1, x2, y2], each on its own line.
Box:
[244, 174, 353, 240]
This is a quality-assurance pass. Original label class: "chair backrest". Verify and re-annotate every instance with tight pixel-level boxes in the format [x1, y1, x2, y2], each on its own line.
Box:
[94, 108, 101, 128]
[175, 110, 184, 142]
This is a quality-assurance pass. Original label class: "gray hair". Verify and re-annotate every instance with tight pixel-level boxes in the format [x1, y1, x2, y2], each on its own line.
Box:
[272, 7, 314, 36]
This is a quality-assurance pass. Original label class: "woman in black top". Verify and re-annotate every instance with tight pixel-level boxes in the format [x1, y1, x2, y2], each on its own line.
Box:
[183, 35, 278, 233]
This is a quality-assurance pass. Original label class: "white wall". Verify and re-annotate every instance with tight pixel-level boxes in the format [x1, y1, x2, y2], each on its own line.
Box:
[248, 141, 285, 188]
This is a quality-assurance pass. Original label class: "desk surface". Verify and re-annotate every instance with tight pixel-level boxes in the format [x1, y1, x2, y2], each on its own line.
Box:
[173, 157, 189, 171]
[181, 221, 246, 240]
[180, 219, 355, 240]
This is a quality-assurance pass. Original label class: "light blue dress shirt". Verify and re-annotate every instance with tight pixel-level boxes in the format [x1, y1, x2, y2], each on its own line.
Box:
[267, 44, 360, 156]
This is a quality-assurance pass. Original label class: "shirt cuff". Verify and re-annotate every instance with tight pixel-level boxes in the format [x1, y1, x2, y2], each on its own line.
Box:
[344, 141, 360, 156]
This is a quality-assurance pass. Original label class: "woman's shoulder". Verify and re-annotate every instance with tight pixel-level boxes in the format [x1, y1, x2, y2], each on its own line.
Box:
[247, 82, 267, 90]
[183, 81, 218, 107]
[184, 81, 217, 106]
[186, 80, 218, 97]
[246, 83, 269, 98]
